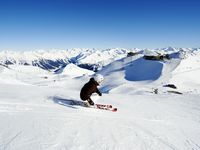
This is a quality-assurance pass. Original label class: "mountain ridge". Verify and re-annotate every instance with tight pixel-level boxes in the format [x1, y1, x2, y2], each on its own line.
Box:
[0, 47, 199, 71]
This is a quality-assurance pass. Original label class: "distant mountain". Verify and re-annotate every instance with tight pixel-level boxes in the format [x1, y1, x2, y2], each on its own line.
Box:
[0, 48, 131, 71]
[0, 47, 199, 72]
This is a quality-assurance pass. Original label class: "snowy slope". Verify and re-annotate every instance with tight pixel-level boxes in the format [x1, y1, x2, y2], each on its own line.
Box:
[0, 48, 200, 150]
[57, 63, 94, 78]
[170, 50, 200, 93]
[98, 53, 181, 94]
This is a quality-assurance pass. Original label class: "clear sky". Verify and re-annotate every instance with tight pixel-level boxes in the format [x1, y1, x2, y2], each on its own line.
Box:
[0, 0, 200, 51]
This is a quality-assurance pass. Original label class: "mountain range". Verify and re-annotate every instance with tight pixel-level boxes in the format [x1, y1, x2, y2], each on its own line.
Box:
[0, 47, 199, 72]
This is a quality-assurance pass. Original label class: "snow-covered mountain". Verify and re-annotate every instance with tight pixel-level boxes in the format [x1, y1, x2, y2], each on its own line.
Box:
[1, 47, 198, 72]
[0, 48, 132, 71]
[1, 47, 200, 150]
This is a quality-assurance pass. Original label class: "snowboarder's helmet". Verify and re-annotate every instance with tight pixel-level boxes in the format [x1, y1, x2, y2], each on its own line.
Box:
[94, 74, 104, 84]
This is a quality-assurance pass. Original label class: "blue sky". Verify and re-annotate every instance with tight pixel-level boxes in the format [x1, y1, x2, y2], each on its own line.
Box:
[0, 0, 200, 51]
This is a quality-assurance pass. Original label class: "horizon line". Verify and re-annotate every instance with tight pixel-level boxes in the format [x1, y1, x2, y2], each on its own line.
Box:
[0, 46, 200, 52]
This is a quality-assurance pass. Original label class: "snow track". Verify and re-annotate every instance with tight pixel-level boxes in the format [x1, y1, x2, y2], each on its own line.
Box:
[1, 93, 200, 150]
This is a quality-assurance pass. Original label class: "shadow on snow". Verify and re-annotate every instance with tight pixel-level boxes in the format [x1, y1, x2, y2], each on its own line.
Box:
[51, 96, 86, 109]
[125, 58, 163, 81]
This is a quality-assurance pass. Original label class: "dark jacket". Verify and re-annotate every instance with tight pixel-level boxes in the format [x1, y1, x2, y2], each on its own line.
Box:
[80, 78, 102, 100]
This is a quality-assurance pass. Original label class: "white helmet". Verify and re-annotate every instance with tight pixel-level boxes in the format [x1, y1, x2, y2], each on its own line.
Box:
[94, 74, 104, 84]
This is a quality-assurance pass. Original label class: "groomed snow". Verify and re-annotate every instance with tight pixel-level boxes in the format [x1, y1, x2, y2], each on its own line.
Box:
[0, 49, 200, 150]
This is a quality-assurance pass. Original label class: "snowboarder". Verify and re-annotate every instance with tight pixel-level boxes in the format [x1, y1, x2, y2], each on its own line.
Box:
[80, 74, 104, 106]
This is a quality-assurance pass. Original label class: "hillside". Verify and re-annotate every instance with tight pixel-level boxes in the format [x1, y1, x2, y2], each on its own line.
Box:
[0, 48, 200, 150]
